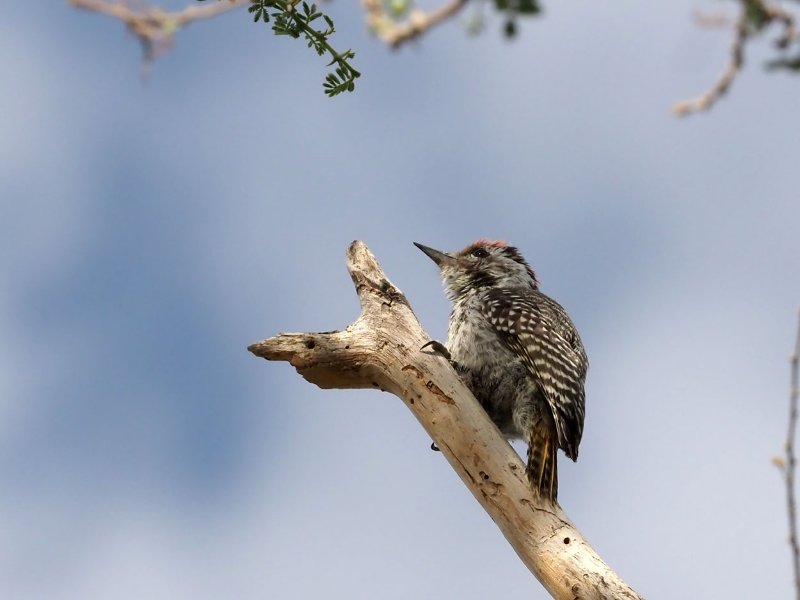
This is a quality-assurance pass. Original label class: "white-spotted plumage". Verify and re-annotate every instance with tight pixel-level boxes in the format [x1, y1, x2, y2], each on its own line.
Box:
[415, 239, 588, 502]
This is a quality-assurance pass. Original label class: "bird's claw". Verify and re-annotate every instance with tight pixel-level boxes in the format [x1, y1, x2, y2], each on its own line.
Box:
[421, 340, 451, 360]
[422, 340, 453, 454]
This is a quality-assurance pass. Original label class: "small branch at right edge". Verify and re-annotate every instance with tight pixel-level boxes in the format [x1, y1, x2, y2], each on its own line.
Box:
[784, 307, 800, 599]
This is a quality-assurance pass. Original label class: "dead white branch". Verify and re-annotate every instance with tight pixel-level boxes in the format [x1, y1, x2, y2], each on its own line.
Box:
[248, 240, 643, 600]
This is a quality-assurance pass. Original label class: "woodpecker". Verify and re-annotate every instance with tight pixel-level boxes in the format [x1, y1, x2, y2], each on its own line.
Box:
[414, 239, 587, 502]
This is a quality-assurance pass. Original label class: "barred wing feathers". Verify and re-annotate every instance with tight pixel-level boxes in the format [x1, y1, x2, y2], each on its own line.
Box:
[481, 288, 588, 460]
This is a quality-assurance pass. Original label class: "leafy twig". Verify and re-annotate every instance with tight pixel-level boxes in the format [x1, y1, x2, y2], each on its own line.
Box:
[231, 0, 360, 96]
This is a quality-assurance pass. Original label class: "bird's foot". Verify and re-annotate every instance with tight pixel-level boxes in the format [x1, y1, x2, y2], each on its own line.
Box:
[421, 340, 451, 360]
[421, 340, 453, 453]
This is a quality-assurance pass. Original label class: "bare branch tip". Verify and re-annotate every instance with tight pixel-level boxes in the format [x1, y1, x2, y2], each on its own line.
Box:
[248, 339, 276, 359]
[346, 239, 375, 268]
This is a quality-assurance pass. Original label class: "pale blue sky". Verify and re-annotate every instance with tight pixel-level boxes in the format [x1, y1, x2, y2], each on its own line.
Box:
[1, 1, 799, 598]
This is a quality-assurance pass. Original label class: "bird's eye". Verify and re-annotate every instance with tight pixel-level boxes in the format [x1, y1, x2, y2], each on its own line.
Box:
[471, 248, 489, 258]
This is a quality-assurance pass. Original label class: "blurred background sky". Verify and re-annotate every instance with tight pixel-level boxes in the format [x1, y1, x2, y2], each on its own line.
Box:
[2, 1, 800, 598]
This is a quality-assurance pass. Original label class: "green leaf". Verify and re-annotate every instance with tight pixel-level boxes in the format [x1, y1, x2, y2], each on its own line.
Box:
[388, 0, 411, 18]
[743, 0, 770, 33]
[517, 0, 540, 15]
[766, 54, 800, 71]
[248, 0, 271, 23]
[493, 0, 540, 14]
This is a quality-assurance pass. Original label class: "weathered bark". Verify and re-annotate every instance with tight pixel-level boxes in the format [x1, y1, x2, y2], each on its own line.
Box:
[248, 240, 644, 600]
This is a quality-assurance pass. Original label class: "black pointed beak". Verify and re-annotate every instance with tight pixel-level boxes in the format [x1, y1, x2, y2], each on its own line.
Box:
[414, 242, 457, 268]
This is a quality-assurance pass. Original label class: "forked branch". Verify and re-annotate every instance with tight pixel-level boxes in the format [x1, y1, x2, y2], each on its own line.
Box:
[248, 241, 643, 600]
[70, 0, 247, 66]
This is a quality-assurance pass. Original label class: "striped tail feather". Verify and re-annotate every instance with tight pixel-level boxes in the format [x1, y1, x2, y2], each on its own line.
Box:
[526, 427, 559, 502]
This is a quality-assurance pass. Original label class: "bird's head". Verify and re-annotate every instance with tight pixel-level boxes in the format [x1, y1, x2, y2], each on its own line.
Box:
[414, 239, 538, 299]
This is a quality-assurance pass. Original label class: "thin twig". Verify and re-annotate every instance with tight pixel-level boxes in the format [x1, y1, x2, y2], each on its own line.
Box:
[70, 0, 247, 68]
[765, 3, 798, 49]
[692, 9, 733, 29]
[70, 0, 247, 26]
[676, 1, 800, 116]
[787, 307, 800, 599]
[673, 13, 747, 116]
[362, 0, 469, 48]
